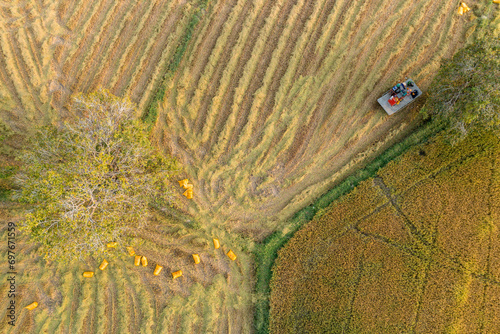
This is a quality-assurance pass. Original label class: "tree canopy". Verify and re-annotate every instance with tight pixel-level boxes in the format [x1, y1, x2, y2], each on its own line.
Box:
[425, 27, 500, 141]
[15, 89, 178, 262]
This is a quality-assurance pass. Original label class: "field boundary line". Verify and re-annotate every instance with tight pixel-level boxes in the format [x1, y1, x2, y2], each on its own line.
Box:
[373, 176, 430, 246]
[411, 258, 432, 332]
[253, 119, 445, 333]
[342, 249, 366, 333]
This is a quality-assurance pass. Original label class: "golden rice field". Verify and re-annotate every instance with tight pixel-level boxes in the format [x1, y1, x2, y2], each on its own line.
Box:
[0, 0, 497, 333]
[270, 131, 500, 333]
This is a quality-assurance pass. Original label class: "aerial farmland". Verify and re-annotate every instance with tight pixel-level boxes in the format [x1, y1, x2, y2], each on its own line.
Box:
[0, 0, 499, 333]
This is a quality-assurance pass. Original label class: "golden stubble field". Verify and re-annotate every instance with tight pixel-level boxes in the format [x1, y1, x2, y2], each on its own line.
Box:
[0, 0, 495, 332]
[270, 131, 500, 333]
[0, 0, 194, 124]
[154, 0, 479, 237]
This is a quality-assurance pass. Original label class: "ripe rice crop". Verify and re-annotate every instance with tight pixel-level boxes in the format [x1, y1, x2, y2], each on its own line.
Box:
[270, 131, 500, 333]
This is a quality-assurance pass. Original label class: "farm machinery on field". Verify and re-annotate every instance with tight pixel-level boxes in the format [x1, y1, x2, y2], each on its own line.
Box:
[377, 79, 421, 115]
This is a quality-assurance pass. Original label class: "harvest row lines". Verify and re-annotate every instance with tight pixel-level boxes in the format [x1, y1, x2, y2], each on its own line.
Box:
[0, 216, 251, 333]
[0, 0, 198, 125]
[156, 0, 473, 227]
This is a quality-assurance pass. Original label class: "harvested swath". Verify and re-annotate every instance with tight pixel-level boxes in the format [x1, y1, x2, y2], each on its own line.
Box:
[176, 0, 243, 116]
[106, 1, 170, 93]
[52, 0, 88, 64]
[156, 0, 477, 232]
[127, 3, 189, 105]
[61, 0, 115, 77]
[89, 1, 152, 91]
[72, 276, 95, 333]
[0, 0, 202, 129]
[103, 282, 118, 333]
[64, 0, 118, 91]
[191, 0, 253, 134]
[4, 32, 43, 113]
[246, 0, 318, 145]
[71, 0, 134, 94]
[175, 0, 277, 149]
[0, 46, 24, 110]
[57, 0, 78, 24]
[65, 0, 94, 31]
[210, 0, 299, 153]
[18, 28, 43, 85]
[110, 1, 175, 95]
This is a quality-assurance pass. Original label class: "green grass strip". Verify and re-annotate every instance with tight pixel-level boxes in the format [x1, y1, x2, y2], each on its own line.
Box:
[142, 0, 211, 125]
[252, 118, 446, 334]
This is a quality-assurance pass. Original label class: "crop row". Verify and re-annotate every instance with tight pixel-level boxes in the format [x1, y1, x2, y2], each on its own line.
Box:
[0, 206, 253, 334]
[0, 0, 198, 127]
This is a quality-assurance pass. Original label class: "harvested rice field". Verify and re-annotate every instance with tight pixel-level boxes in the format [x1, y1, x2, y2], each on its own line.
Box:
[153, 0, 486, 238]
[0, 0, 497, 333]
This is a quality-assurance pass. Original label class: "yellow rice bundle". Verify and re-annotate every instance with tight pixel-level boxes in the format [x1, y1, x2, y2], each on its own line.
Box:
[83, 271, 94, 278]
[172, 270, 183, 279]
[126, 246, 135, 256]
[25, 302, 38, 310]
[183, 188, 193, 199]
[99, 259, 109, 270]
[227, 250, 237, 261]
[153, 264, 163, 276]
